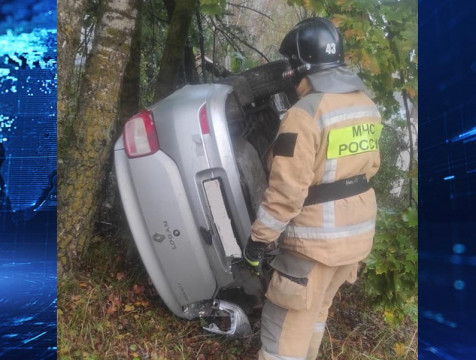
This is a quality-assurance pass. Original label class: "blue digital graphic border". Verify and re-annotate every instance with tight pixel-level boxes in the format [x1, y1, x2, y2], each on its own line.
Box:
[0, 0, 57, 359]
[419, 1, 476, 358]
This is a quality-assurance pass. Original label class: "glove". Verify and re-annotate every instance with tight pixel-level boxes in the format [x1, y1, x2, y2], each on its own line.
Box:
[243, 237, 268, 275]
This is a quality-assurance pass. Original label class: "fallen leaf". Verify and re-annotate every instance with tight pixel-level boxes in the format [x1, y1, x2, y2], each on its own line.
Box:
[133, 284, 145, 295]
[106, 305, 118, 315]
[135, 300, 150, 308]
[395, 342, 406, 357]
[116, 272, 125, 281]
[124, 304, 135, 312]
[107, 294, 120, 314]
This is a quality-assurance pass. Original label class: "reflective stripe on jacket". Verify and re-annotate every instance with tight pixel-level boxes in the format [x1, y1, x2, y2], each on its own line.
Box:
[251, 73, 381, 266]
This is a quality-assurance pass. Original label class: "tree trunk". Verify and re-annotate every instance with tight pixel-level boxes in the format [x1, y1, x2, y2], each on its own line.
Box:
[58, 0, 139, 276]
[184, 43, 199, 84]
[162, 0, 176, 19]
[401, 84, 416, 207]
[196, 9, 207, 82]
[154, 0, 198, 100]
[388, 29, 416, 207]
[118, 0, 143, 130]
[57, 0, 88, 153]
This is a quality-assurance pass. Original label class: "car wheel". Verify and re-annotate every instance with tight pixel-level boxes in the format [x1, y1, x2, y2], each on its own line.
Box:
[238, 60, 297, 101]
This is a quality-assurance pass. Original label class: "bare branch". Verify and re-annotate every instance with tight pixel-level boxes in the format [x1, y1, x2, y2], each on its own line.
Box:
[209, 16, 243, 55]
[215, 17, 270, 63]
[228, 3, 273, 21]
[234, 34, 270, 63]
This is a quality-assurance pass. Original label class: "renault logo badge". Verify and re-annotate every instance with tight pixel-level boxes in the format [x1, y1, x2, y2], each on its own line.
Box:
[153, 232, 166, 243]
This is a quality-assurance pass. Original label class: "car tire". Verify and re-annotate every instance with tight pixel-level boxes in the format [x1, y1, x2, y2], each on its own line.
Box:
[238, 60, 296, 101]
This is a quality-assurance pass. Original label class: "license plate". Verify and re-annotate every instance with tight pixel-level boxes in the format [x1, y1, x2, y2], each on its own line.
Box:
[204, 179, 242, 258]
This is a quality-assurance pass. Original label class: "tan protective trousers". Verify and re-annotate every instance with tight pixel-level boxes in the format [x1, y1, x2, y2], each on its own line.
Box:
[258, 261, 358, 360]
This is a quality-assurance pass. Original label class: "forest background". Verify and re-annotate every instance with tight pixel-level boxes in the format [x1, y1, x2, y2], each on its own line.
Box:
[57, 0, 418, 358]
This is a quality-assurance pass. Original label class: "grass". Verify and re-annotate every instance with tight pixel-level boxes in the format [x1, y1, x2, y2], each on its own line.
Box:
[320, 285, 418, 360]
[58, 233, 417, 360]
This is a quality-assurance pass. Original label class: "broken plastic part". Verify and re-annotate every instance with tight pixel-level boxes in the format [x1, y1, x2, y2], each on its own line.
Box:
[202, 300, 252, 338]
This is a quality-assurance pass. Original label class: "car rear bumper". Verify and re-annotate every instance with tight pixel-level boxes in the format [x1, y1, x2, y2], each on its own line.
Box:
[114, 141, 217, 319]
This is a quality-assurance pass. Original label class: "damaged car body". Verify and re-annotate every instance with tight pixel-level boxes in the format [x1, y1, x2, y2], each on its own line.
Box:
[114, 60, 297, 337]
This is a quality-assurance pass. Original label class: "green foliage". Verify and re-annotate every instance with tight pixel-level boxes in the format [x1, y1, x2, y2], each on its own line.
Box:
[229, 50, 245, 72]
[327, 0, 418, 119]
[370, 123, 407, 211]
[201, 0, 226, 16]
[362, 207, 418, 326]
[286, 0, 418, 117]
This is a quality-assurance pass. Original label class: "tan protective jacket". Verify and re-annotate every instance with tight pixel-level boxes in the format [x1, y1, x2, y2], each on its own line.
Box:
[251, 68, 381, 266]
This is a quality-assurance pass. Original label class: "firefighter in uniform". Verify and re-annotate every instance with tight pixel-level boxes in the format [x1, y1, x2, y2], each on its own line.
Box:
[244, 18, 382, 360]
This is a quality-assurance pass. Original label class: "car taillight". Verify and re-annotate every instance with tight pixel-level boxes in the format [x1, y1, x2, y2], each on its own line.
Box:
[123, 110, 159, 158]
[199, 105, 209, 135]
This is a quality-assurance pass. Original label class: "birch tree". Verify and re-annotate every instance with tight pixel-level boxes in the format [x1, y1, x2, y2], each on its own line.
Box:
[58, 0, 140, 275]
[57, 0, 88, 150]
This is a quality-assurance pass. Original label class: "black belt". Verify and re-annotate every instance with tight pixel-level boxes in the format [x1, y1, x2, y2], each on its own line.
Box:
[303, 174, 369, 206]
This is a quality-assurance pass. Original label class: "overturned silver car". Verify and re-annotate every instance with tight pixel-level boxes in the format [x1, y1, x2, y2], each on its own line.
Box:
[114, 61, 296, 336]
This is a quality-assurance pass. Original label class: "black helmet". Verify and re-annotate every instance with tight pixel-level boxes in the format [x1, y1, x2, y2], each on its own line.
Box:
[279, 17, 345, 74]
